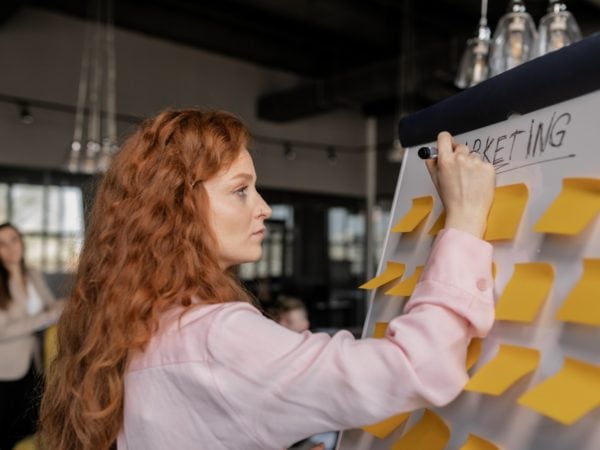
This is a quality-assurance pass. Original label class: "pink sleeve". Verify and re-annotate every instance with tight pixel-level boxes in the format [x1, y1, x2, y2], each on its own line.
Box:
[206, 228, 494, 446]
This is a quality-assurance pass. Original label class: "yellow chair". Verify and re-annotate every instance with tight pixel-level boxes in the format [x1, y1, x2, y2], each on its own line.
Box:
[13, 435, 37, 450]
[44, 324, 58, 374]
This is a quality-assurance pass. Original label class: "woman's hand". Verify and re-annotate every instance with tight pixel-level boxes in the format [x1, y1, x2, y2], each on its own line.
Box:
[426, 131, 496, 238]
[46, 299, 66, 318]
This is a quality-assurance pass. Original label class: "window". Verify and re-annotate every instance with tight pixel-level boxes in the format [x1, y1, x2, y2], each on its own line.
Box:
[328, 207, 365, 277]
[238, 204, 294, 280]
[0, 184, 7, 222]
[1, 182, 85, 273]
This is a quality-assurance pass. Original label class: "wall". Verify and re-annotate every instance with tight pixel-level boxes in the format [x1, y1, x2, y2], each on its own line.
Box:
[0, 8, 368, 197]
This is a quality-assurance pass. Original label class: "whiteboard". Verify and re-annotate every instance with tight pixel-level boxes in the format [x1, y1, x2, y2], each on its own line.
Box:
[337, 88, 600, 450]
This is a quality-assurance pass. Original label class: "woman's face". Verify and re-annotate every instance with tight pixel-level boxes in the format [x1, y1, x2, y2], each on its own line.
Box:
[280, 309, 310, 333]
[0, 226, 24, 267]
[204, 149, 272, 269]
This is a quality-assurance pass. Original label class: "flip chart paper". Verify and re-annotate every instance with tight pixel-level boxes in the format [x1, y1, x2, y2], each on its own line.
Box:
[391, 196, 434, 233]
[391, 410, 450, 450]
[495, 263, 555, 322]
[556, 259, 600, 326]
[361, 412, 410, 439]
[533, 177, 600, 235]
[359, 262, 406, 290]
[484, 183, 529, 241]
[459, 433, 500, 450]
[385, 266, 424, 296]
[518, 357, 600, 425]
[464, 344, 540, 395]
[372, 322, 389, 339]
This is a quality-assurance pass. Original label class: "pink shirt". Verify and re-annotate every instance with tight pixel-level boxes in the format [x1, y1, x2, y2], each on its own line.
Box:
[117, 228, 494, 450]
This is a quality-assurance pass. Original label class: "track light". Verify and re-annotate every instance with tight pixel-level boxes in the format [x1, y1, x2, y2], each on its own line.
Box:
[19, 102, 34, 125]
[283, 141, 296, 161]
[327, 146, 338, 164]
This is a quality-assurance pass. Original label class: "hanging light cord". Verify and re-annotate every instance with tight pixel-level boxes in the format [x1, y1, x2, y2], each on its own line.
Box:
[480, 0, 488, 27]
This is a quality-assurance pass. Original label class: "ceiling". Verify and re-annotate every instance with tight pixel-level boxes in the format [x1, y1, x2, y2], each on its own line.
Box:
[3, 0, 600, 120]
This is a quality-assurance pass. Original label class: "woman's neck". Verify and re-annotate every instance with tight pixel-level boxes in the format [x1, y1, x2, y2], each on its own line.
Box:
[6, 263, 25, 287]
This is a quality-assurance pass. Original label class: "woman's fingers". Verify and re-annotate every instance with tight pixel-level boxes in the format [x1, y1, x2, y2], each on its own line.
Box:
[436, 131, 454, 160]
[453, 144, 470, 156]
[428, 131, 496, 238]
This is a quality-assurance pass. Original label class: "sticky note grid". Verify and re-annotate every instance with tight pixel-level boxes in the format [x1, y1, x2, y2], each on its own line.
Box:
[353, 176, 599, 448]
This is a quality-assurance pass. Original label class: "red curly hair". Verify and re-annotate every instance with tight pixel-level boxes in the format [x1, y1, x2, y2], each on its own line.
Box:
[39, 109, 252, 450]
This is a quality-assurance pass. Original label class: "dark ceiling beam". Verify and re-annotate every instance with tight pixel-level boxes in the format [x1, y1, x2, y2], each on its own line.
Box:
[230, 0, 399, 47]
[258, 59, 399, 122]
[27, 0, 395, 76]
[258, 40, 459, 122]
[117, 0, 390, 75]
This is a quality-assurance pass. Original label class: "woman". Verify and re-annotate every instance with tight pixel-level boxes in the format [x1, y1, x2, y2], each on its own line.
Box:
[0, 223, 63, 450]
[40, 109, 496, 450]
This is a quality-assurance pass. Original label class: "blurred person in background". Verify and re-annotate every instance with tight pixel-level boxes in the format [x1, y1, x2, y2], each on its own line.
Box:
[0, 222, 63, 450]
[268, 296, 310, 333]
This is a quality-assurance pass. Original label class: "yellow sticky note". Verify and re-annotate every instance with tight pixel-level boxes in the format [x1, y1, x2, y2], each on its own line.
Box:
[518, 357, 600, 425]
[359, 262, 406, 290]
[392, 196, 434, 233]
[361, 412, 410, 439]
[459, 433, 500, 450]
[385, 266, 424, 296]
[484, 183, 529, 241]
[391, 409, 449, 450]
[495, 263, 555, 322]
[428, 211, 446, 236]
[373, 322, 389, 339]
[464, 344, 540, 395]
[533, 178, 600, 235]
[556, 259, 600, 326]
[466, 338, 482, 371]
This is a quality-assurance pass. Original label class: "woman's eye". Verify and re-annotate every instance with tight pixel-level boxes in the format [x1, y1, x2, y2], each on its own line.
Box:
[235, 186, 248, 197]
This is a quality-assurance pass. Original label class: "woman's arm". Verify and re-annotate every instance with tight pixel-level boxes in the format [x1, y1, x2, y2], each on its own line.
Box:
[28, 269, 67, 310]
[0, 303, 61, 341]
[0, 269, 63, 341]
[206, 230, 493, 447]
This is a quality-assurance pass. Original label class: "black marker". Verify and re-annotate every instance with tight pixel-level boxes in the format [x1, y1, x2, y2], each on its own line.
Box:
[418, 146, 438, 160]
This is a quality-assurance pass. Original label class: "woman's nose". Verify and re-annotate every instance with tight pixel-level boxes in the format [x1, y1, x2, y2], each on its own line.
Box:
[258, 197, 272, 219]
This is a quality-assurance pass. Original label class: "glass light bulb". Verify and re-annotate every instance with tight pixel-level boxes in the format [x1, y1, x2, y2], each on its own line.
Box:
[82, 140, 101, 174]
[97, 139, 117, 172]
[67, 140, 81, 173]
[535, 1, 581, 56]
[489, 1, 537, 76]
[455, 24, 491, 89]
